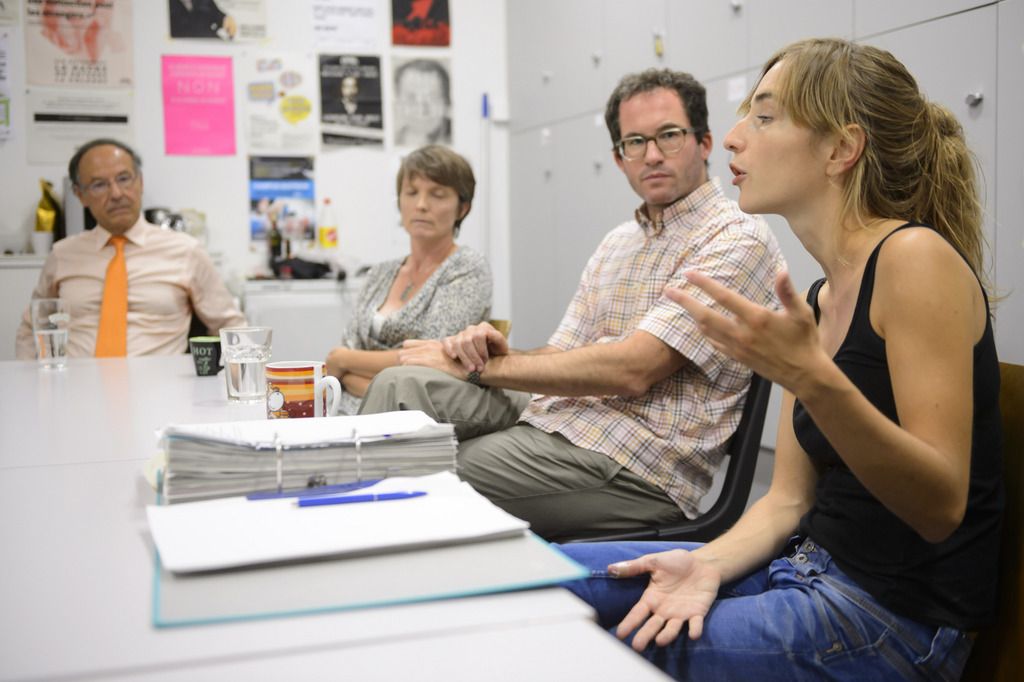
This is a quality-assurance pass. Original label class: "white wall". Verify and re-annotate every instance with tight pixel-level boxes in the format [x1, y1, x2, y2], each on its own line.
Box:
[0, 0, 511, 318]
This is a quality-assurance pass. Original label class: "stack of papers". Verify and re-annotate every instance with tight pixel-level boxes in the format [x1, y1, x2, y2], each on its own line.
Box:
[147, 472, 531, 573]
[160, 411, 457, 503]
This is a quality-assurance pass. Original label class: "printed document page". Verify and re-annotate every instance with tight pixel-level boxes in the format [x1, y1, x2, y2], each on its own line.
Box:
[147, 472, 530, 573]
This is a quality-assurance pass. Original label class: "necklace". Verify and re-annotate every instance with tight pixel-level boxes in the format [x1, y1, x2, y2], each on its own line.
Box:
[399, 280, 416, 302]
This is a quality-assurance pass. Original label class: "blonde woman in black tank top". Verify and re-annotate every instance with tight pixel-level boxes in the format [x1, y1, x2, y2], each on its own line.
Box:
[557, 38, 1001, 682]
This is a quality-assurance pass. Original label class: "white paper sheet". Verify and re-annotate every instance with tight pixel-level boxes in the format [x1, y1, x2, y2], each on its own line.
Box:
[240, 51, 318, 155]
[148, 472, 531, 573]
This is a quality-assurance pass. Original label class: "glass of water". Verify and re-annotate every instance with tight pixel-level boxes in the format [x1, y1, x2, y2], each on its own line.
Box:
[219, 327, 273, 402]
[31, 298, 69, 370]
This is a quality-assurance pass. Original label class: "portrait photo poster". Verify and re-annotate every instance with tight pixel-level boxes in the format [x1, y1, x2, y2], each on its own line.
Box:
[392, 55, 450, 148]
[319, 53, 383, 147]
[168, 0, 268, 42]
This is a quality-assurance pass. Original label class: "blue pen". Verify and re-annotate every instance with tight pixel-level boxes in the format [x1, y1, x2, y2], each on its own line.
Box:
[296, 491, 427, 508]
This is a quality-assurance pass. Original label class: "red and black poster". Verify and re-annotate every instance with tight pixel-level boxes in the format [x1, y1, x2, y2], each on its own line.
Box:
[391, 0, 449, 47]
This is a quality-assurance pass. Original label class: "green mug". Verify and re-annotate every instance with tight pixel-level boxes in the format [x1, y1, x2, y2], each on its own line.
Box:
[189, 336, 222, 376]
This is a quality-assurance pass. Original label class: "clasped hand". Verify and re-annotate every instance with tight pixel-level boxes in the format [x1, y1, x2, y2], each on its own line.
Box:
[610, 549, 721, 650]
[399, 321, 509, 378]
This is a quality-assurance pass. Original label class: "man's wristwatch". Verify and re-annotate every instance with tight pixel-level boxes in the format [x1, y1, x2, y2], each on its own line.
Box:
[466, 370, 481, 386]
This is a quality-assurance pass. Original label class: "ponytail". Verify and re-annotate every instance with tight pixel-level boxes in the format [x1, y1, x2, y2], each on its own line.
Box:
[913, 102, 984, 278]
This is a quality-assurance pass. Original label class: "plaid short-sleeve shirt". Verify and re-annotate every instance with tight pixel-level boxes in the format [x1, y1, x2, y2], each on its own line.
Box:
[520, 179, 785, 518]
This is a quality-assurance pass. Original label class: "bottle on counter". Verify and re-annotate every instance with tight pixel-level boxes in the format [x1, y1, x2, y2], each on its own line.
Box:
[267, 215, 283, 268]
[318, 198, 339, 250]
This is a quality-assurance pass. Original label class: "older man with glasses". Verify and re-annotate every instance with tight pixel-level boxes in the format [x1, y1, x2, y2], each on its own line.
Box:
[15, 138, 245, 359]
[362, 69, 786, 541]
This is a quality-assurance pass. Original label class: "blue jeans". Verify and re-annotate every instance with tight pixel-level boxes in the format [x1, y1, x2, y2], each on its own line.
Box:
[557, 538, 972, 681]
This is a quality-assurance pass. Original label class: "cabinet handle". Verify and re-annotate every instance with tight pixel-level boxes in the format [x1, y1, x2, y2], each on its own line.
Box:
[731, 0, 743, 13]
[965, 92, 984, 107]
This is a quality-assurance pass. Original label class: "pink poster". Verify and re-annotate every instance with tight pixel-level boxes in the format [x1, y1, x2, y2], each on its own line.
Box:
[162, 55, 235, 155]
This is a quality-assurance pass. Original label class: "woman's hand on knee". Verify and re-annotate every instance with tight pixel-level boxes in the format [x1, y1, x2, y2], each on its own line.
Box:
[609, 549, 721, 650]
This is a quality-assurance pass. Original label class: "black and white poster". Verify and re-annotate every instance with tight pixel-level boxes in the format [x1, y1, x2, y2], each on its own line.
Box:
[392, 56, 450, 147]
[319, 53, 383, 147]
[168, 0, 267, 42]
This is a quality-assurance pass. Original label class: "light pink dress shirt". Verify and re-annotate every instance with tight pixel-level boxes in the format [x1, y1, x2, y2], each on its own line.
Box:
[16, 217, 246, 358]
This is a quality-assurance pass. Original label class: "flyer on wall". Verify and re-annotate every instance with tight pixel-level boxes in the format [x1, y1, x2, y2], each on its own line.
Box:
[0, 32, 11, 141]
[311, 0, 380, 52]
[241, 52, 318, 155]
[392, 56, 450, 147]
[0, 1, 18, 24]
[319, 53, 383, 147]
[24, 0, 133, 88]
[391, 0, 449, 47]
[249, 156, 316, 243]
[27, 88, 133, 164]
[168, 0, 268, 42]
[162, 55, 235, 156]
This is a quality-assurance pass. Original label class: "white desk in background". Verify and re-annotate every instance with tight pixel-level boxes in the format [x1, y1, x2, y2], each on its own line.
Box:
[0, 356, 670, 682]
[242, 278, 356, 363]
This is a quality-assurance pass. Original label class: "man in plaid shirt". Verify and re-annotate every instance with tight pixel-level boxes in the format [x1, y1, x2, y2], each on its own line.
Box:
[361, 69, 785, 541]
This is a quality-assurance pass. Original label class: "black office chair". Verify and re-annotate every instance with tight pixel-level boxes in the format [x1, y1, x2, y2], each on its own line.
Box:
[566, 372, 773, 544]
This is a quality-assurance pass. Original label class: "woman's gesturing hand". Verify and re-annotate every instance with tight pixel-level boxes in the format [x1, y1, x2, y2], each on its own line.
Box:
[610, 548, 722, 651]
[666, 270, 829, 396]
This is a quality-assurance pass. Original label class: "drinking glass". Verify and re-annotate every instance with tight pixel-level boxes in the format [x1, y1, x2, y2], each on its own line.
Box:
[219, 327, 273, 402]
[31, 298, 69, 370]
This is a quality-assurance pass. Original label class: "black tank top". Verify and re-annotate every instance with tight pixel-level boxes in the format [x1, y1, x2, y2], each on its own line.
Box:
[795, 223, 1004, 630]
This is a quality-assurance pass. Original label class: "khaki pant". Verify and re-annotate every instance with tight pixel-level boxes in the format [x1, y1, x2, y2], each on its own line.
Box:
[360, 366, 685, 541]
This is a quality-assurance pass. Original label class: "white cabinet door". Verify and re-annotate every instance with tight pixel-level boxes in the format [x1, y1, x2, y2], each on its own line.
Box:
[746, 0, 854, 67]
[507, 0, 606, 132]
[865, 7, 998, 276]
[668, 0, 750, 81]
[854, 0, 992, 38]
[509, 127, 558, 349]
[509, 111, 638, 350]
[603, 0, 669, 91]
[243, 281, 354, 364]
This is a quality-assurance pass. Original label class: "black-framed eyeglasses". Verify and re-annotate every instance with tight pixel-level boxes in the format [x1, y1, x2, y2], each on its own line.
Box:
[614, 127, 696, 161]
[78, 171, 138, 198]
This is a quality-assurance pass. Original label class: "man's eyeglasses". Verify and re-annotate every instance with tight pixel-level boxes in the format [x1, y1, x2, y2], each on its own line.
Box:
[614, 127, 697, 161]
[79, 171, 138, 198]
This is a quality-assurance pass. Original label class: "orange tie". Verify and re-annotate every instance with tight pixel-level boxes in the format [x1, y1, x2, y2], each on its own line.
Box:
[95, 236, 128, 357]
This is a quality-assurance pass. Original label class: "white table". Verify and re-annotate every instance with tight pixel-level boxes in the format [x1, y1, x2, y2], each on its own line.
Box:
[0, 356, 669, 682]
[0, 355, 264, 469]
